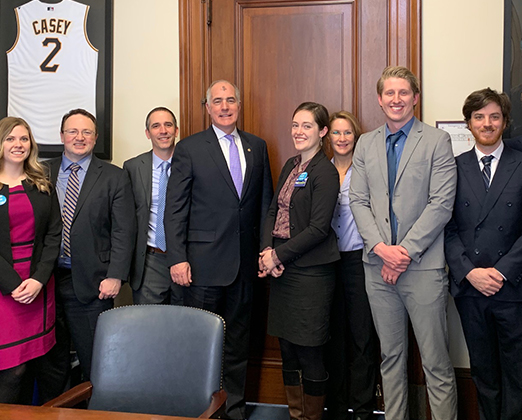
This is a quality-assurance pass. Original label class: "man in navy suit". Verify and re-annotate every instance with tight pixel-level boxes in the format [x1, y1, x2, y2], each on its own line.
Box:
[164, 80, 273, 419]
[124, 107, 183, 305]
[445, 88, 522, 420]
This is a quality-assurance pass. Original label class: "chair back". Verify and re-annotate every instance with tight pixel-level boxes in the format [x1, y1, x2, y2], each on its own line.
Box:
[88, 305, 225, 417]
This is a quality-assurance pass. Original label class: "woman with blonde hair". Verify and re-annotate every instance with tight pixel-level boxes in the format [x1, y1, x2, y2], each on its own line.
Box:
[0, 117, 61, 403]
[325, 111, 379, 420]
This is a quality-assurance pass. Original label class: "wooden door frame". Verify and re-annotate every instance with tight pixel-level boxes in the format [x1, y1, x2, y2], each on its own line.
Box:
[178, 0, 421, 139]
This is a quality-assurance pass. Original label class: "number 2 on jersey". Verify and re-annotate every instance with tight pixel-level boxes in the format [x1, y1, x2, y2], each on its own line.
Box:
[40, 37, 62, 72]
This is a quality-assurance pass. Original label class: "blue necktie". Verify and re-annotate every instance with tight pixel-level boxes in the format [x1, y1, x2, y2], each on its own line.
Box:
[481, 155, 494, 192]
[63, 163, 80, 257]
[156, 160, 170, 251]
[225, 134, 243, 197]
[387, 131, 403, 245]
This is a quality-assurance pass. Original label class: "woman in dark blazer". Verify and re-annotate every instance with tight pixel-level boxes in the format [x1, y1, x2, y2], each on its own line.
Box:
[0, 117, 61, 404]
[259, 102, 340, 420]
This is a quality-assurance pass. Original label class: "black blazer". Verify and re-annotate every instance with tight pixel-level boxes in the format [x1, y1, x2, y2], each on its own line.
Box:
[165, 127, 273, 286]
[123, 150, 154, 291]
[261, 150, 340, 267]
[445, 145, 522, 301]
[47, 156, 136, 304]
[0, 181, 61, 295]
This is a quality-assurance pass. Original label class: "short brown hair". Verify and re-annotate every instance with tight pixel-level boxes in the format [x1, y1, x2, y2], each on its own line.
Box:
[145, 107, 178, 130]
[60, 109, 97, 134]
[462, 88, 511, 128]
[377, 66, 420, 97]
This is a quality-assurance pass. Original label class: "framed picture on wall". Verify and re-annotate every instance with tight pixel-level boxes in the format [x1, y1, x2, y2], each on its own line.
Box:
[504, 0, 522, 139]
[0, 0, 113, 158]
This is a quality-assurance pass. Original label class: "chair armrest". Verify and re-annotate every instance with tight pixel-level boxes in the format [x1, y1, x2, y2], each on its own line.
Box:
[198, 389, 227, 419]
[42, 381, 93, 408]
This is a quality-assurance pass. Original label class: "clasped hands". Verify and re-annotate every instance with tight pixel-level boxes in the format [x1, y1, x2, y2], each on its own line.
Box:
[258, 248, 284, 278]
[373, 242, 411, 285]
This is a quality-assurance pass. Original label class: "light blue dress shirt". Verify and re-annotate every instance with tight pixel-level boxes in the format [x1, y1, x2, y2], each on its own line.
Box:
[148, 153, 172, 247]
[331, 163, 364, 252]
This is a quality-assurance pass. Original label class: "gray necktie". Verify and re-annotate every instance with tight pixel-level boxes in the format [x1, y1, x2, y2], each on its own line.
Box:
[481, 155, 494, 192]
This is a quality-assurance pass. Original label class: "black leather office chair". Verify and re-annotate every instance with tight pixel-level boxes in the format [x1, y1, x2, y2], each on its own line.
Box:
[45, 305, 226, 418]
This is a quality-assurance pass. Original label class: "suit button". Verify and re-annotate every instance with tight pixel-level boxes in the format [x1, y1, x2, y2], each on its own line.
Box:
[498, 251, 504, 256]
[474, 249, 480, 255]
[290, 224, 295, 230]
[498, 226, 503, 231]
[507, 202, 513, 207]
[385, 218, 389, 223]
[476, 227, 480, 231]
[289, 202, 294, 209]
[464, 201, 470, 207]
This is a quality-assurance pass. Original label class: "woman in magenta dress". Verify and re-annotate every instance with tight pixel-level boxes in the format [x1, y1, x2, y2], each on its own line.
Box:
[0, 117, 61, 403]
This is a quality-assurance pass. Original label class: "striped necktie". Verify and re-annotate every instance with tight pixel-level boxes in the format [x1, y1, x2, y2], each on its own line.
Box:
[156, 160, 170, 251]
[225, 134, 243, 197]
[481, 155, 494, 191]
[63, 163, 80, 257]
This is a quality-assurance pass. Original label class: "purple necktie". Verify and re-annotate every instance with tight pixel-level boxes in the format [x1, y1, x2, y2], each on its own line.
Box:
[225, 134, 243, 197]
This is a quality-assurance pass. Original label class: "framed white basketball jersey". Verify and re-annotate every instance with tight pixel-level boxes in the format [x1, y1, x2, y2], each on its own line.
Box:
[7, 0, 98, 146]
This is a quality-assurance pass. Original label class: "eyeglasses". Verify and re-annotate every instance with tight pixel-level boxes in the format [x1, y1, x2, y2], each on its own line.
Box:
[330, 130, 353, 138]
[63, 129, 95, 138]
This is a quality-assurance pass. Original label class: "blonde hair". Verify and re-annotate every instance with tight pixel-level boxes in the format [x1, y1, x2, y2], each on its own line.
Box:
[0, 117, 52, 194]
[326, 110, 363, 157]
[376, 66, 420, 96]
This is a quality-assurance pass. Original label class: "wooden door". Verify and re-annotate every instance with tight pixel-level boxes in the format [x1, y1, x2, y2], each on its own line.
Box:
[179, 0, 421, 408]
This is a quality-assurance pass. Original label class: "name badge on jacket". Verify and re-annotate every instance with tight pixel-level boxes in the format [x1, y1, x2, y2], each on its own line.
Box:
[294, 172, 308, 188]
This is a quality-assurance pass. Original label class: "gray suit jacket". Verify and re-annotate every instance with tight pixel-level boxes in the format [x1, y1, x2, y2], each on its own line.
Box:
[349, 118, 457, 269]
[123, 150, 154, 291]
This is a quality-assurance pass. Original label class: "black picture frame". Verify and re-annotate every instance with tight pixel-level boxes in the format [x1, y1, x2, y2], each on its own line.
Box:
[0, 0, 113, 159]
[504, 0, 522, 139]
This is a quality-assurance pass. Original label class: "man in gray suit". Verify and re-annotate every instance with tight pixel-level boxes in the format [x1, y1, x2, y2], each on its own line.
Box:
[350, 66, 457, 419]
[123, 107, 183, 305]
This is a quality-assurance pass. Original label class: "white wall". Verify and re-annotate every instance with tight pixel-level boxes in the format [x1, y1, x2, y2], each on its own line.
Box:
[112, 0, 180, 167]
[422, 0, 504, 368]
[111, 0, 506, 367]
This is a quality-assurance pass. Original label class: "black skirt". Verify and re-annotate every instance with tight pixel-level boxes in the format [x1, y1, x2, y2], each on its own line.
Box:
[268, 260, 335, 347]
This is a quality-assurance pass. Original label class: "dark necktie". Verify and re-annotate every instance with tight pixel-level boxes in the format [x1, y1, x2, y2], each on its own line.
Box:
[225, 134, 243, 197]
[481, 155, 494, 191]
[63, 163, 80, 257]
[387, 131, 403, 245]
[156, 161, 170, 251]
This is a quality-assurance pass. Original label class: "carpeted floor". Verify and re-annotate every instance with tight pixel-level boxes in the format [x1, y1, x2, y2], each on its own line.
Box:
[245, 402, 385, 420]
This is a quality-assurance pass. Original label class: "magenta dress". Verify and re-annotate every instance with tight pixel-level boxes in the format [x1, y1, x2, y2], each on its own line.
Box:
[0, 185, 55, 370]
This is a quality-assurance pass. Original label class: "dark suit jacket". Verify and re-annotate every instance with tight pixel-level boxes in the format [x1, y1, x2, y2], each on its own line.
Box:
[165, 127, 273, 287]
[47, 156, 136, 304]
[123, 150, 154, 291]
[504, 136, 522, 152]
[261, 150, 340, 267]
[0, 181, 62, 295]
[445, 144, 522, 301]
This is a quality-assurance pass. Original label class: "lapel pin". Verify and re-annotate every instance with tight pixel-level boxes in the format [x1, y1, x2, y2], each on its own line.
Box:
[247, 148, 251, 152]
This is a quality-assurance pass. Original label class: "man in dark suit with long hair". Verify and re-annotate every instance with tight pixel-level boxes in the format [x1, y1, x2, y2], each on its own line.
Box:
[445, 88, 522, 420]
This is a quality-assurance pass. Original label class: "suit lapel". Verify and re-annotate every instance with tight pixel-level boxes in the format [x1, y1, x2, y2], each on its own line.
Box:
[48, 157, 61, 185]
[73, 156, 102, 221]
[205, 127, 240, 200]
[395, 119, 423, 185]
[478, 146, 521, 224]
[460, 149, 487, 206]
[376, 126, 389, 187]
[239, 130, 253, 201]
[138, 151, 153, 208]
